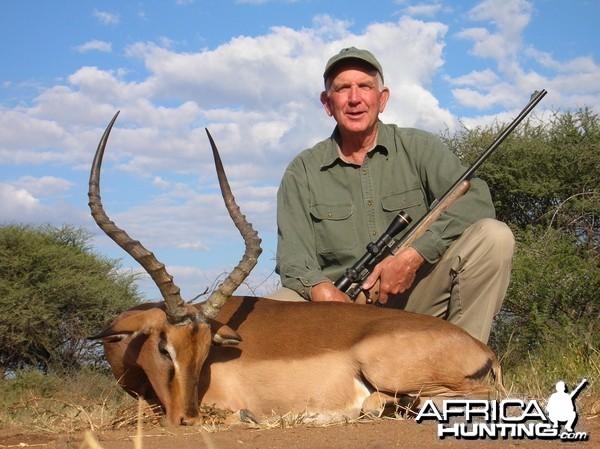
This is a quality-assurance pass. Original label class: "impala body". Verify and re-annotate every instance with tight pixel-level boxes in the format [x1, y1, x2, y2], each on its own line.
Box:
[90, 113, 503, 426]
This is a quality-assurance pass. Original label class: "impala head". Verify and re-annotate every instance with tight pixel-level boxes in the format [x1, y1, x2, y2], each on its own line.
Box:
[89, 112, 261, 425]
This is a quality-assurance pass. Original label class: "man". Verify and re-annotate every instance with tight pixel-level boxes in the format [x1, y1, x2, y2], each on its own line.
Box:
[271, 47, 514, 343]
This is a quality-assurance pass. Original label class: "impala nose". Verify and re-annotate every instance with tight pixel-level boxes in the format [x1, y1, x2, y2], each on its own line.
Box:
[180, 416, 196, 426]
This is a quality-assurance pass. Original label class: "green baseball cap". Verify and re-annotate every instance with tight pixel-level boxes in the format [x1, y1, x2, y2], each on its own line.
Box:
[323, 47, 384, 83]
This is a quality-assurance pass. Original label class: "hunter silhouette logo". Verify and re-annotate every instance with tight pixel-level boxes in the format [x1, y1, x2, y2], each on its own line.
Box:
[416, 378, 590, 441]
[546, 379, 587, 433]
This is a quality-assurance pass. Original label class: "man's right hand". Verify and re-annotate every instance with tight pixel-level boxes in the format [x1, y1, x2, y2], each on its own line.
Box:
[310, 282, 352, 302]
[361, 246, 425, 304]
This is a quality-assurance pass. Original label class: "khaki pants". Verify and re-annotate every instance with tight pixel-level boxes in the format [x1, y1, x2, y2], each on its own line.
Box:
[267, 219, 514, 344]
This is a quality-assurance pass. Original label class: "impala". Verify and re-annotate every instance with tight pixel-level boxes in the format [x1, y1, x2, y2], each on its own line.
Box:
[90, 113, 504, 426]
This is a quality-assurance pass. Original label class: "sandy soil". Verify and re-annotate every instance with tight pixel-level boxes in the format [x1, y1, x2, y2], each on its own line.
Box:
[2, 416, 598, 449]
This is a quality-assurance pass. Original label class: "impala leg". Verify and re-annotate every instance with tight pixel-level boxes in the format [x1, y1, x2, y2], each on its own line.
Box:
[361, 392, 418, 418]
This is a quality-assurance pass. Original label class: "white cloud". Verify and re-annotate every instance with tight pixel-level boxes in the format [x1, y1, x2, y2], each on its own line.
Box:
[74, 40, 112, 53]
[0, 183, 40, 213]
[93, 9, 120, 26]
[447, 69, 500, 88]
[464, 0, 533, 58]
[0, 181, 84, 225]
[153, 176, 171, 188]
[12, 176, 73, 198]
[0, 112, 73, 164]
[402, 2, 445, 18]
[177, 241, 210, 251]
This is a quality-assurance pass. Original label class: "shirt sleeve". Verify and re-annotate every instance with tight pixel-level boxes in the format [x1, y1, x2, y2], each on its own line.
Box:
[275, 158, 331, 299]
[406, 131, 496, 263]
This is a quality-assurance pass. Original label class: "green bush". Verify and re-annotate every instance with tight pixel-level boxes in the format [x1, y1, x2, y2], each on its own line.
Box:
[491, 226, 599, 363]
[0, 224, 143, 374]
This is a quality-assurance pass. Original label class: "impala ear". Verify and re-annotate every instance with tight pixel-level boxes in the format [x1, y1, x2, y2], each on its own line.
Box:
[88, 308, 166, 341]
[212, 324, 242, 346]
[88, 329, 132, 343]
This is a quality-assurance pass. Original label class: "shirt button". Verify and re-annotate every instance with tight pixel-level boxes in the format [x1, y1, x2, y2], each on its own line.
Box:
[362, 170, 367, 175]
[372, 231, 377, 236]
[327, 212, 333, 218]
[367, 200, 373, 206]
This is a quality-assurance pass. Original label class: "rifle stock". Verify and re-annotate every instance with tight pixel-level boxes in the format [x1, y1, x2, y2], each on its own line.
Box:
[335, 89, 548, 302]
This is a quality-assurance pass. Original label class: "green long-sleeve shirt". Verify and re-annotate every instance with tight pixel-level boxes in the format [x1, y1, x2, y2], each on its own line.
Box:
[276, 121, 495, 299]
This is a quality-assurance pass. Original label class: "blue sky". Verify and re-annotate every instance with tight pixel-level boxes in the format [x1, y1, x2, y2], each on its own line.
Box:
[1, 0, 599, 301]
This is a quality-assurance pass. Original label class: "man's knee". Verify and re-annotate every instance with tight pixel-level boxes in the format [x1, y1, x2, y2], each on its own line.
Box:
[465, 219, 515, 265]
[478, 218, 514, 248]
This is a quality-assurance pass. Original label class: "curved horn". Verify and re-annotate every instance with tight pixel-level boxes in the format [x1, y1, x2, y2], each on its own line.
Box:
[199, 129, 262, 320]
[88, 112, 192, 325]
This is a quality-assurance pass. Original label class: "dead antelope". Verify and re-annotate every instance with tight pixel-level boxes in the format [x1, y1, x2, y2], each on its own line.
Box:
[89, 113, 504, 426]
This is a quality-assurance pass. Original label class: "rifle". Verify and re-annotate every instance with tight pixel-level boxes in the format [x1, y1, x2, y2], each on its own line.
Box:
[335, 89, 548, 302]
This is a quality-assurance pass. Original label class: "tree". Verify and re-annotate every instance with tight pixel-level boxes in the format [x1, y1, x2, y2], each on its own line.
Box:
[442, 109, 599, 363]
[0, 224, 142, 375]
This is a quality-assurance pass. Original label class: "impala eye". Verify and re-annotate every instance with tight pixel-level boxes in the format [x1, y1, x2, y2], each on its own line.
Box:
[158, 339, 172, 360]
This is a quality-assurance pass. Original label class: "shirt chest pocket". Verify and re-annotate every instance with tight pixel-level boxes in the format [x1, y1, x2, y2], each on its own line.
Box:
[309, 203, 358, 253]
[381, 187, 426, 225]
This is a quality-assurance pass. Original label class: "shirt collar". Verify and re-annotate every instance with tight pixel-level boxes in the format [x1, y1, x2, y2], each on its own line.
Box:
[320, 121, 389, 169]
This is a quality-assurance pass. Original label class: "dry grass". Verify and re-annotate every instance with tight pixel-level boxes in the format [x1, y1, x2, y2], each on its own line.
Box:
[498, 342, 600, 416]
[1, 348, 598, 443]
[1, 368, 160, 433]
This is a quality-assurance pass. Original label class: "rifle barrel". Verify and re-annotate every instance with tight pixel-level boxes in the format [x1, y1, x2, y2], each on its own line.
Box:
[461, 89, 547, 181]
[390, 89, 547, 255]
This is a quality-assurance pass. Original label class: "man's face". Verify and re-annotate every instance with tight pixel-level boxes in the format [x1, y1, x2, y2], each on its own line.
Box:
[321, 65, 389, 136]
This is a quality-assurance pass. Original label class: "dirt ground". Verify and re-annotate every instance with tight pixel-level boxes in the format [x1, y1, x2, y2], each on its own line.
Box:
[2, 416, 598, 449]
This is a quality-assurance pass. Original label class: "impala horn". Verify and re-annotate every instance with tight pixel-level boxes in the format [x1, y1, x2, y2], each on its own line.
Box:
[198, 129, 262, 320]
[88, 112, 191, 325]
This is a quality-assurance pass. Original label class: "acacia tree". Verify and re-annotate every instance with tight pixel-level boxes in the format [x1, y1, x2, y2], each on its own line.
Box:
[442, 109, 599, 362]
[0, 224, 142, 375]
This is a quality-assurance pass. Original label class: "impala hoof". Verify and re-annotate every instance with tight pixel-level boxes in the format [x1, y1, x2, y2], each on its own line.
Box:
[239, 409, 259, 424]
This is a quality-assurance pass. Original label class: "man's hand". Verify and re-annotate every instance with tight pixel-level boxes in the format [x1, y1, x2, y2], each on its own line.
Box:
[362, 247, 426, 304]
[311, 281, 352, 302]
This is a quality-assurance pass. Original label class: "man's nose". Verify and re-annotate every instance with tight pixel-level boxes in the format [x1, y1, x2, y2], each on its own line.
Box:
[348, 86, 361, 103]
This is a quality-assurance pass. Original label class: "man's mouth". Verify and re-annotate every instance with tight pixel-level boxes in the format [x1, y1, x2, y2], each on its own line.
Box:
[346, 110, 367, 119]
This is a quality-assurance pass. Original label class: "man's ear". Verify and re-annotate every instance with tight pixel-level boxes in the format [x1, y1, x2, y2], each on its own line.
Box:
[320, 91, 333, 117]
[379, 87, 390, 113]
